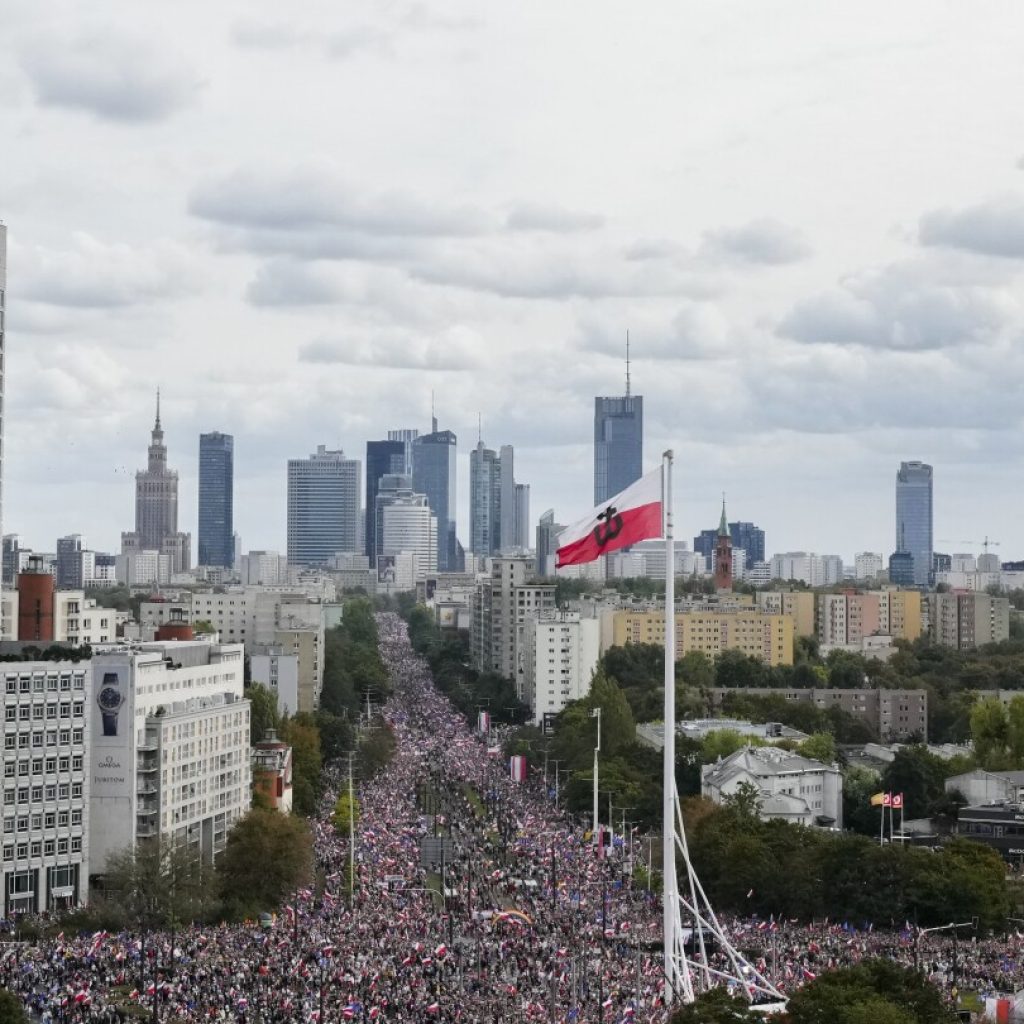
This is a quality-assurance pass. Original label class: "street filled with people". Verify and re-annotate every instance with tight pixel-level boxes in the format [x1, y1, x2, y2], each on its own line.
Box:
[3, 611, 1024, 1020]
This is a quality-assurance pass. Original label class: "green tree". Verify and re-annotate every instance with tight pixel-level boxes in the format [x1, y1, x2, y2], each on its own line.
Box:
[217, 808, 313, 918]
[842, 764, 883, 836]
[280, 714, 323, 815]
[587, 668, 636, 755]
[245, 683, 281, 745]
[1008, 695, 1024, 765]
[723, 780, 762, 818]
[104, 841, 217, 929]
[332, 791, 360, 833]
[880, 746, 946, 819]
[670, 987, 761, 1023]
[315, 710, 354, 762]
[970, 697, 1010, 769]
[0, 990, 28, 1024]
[798, 733, 837, 764]
[358, 719, 397, 779]
[784, 959, 954, 1024]
[701, 729, 753, 763]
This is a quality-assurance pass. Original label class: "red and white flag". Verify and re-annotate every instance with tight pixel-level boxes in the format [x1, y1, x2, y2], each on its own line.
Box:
[882, 793, 892, 807]
[891, 793, 904, 809]
[510, 755, 527, 783]
[555, 468, 662, 567]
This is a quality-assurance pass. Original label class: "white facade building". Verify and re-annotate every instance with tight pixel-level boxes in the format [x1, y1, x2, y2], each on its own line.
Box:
[250, 644, 300, 717]
[1, 661, 90, 914]
[770, 552, 843, 587]
[521, 612, 600, 725]
[381, 497, 438, 581]
[240, 551, 290, 586]
[89, 641, 250, 874]
[702, 745, 843, 828]
[853, 552, 884, 581]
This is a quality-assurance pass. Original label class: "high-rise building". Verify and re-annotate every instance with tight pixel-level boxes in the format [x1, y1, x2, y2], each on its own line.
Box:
[694, 521, 765, 568]
[56, 535, 83, 589]
[594, 352, 643, 506]
[470, 442, 502, 557]
[0, 225, 5, 606]
[121, 394, 191, 575]
[412, 429, 457, 572]
[535, 510, 564, 577]
[373, 473, 415, 562]
[287, 446, 361, 566]
[198, 432, 234, 568]
[381, 495, 438, 580]
[514, 483, 530, 550]
[365, 440, 407, 564]
[499, 445, 516, 551]
[895, 461, 933, 587]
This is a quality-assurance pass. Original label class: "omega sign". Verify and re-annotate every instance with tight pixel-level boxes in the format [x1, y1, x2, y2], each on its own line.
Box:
[94, 753, 126, 788]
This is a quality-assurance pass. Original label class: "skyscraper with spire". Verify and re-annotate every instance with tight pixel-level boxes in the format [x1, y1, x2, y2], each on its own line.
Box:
[594, 333, 643, 505]
[121, 392, 191, 577]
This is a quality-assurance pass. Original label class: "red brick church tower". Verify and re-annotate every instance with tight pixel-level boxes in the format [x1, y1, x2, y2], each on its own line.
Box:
[714, 498, 733, 591]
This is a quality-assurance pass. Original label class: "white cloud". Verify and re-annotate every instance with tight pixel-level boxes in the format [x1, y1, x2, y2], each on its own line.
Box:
[920, 195, 1024, 259]
[20, 30, 199, 122]
[700, 218, 812, 265]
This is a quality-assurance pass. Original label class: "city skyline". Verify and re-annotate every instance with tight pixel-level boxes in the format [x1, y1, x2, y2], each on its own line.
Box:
[3, 4, 1024, 559]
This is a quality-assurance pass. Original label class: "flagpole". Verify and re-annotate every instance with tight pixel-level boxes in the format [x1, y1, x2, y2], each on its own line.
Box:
[662, 450, 677, 1003]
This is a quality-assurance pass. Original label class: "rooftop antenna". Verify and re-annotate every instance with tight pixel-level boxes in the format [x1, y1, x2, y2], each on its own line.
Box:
[155, 387, 161, 429]
[431, 390, 438, 434]
[625, 330, 631, 398]
[477, 412, 482, 443]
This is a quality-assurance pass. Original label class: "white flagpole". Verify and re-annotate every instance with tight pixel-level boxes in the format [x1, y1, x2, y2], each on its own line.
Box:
[663, 450, 677, 1002]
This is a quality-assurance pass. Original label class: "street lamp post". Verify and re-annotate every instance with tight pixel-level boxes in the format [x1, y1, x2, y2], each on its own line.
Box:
[590, 708, 602, 847]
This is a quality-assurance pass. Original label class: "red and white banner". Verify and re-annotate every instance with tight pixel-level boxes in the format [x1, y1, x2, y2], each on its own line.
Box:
[510, 755, 527, 782]
[891, 793, 904, 809]
[478, 710, 491, 734]
[555, 468, 662, 567]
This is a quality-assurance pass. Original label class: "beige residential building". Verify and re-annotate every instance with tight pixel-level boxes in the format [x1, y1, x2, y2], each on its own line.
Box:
[756, 591, 815, 638]
[877, 589, 923, 641]
[612, 609, 794, 666]
[927, 592, 1010, 649]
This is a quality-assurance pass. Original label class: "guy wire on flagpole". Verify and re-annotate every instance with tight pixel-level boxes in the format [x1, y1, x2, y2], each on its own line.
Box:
[662, 449, 678, 1003]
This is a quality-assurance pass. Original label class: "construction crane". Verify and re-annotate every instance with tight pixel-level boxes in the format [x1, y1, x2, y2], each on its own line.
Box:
[937, 536, 1001, 554]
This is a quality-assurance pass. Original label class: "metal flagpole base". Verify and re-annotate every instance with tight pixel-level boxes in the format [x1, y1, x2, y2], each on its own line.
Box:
[665, 785, 787, 1010]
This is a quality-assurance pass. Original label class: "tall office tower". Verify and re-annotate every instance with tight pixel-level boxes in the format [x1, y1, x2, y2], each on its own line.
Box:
[373, 473, 414, 561]
[381, 495, 438, 579]
[594, 343, 643, 505]
[198, 432, 234, 568]
[2, 535, 21, 587]
[387, 429, 419, 474]
[895, 461, 934, 586]
[0, 225, 6, 604]
[121, 393, 191, 574]
[514, 483, 530, 550]
[535, 510, 565, 577]
[470, 442, 502, 557]
[287, 445, 360, 566]
[365, 439, 406, 564]
[499, 445, 516, 551]
[56, 534, 83, 588]
[412, 428, 458, 572]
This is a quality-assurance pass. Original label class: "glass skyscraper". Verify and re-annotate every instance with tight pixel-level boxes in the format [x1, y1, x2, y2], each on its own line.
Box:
[412, 429, 457, 571]
[287, 446, 360, 566]
[366, 439, 407, 564]
[895, 461, 933, 586]
[594, 395, 643, 505]
[198, 432, 234, 568]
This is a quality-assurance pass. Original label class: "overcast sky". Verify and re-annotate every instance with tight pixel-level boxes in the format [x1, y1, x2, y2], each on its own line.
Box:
[3, 0, 1024, 563]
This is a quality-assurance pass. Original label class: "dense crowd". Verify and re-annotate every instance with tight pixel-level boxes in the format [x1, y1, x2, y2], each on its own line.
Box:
[1, 612, 1023, 1021]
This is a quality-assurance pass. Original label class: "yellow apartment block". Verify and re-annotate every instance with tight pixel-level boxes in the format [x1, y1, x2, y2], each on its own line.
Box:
[755, 590, 816, 638]
[612, 610, 795, 666]
[877, 589, 922, 641]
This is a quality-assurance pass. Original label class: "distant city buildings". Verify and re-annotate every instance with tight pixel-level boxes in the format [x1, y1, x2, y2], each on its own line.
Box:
[198, 432, 234, 568]
[770, 552, 843, 587]
[0, 227, 6, 607]
[694, 519, 765, 571]
[594, 393, 643, 507]
[287, 446, 360, 566]
[926, 591, 1010, 649]
[412, 427, 458, 572]
[469, 441, 529, 557]
[895, 461, 934, 587]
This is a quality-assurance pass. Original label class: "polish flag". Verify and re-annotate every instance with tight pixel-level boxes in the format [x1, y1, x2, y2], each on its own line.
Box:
[555, 468, 662, 567]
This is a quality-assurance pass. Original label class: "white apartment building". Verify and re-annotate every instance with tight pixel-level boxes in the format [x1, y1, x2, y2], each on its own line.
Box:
[250, 645, 300, 716]
[702, 746, 843, 828]
[116, 549, 170, 587]
[89, 641, 250, 874]
[521, 612, 600, 725]
[381, 497, 438, 582]
[1, 591, 123, 645]
[240, 551, 290, 586]
[853, 552, 884, 582]
[770, 552, 843, 587]
[1, 661, 90, 914]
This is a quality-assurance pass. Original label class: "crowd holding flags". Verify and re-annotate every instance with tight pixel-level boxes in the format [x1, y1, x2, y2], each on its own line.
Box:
[870, 792, 905, 844]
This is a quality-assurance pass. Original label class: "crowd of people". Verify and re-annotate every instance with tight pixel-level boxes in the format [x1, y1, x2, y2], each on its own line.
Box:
[2, 611, 1023, 1021]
